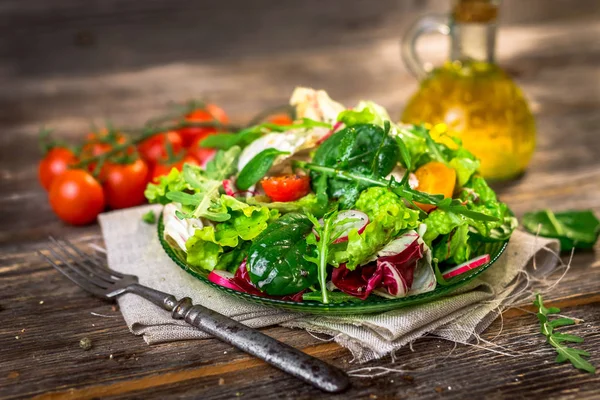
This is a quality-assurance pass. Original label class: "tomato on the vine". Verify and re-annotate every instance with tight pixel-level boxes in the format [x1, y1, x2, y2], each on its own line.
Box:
[49, 169, 105, 225]
[178, 104, 229, 147]
[261, 175, 311, 202]
[102, 159, 150, 209]
[137, 131, 184, 165]
[38, 147, 78, 191]
[151, 155, 198, 182]
[187, 135, 217, 166]
[81, 130, 132, 174]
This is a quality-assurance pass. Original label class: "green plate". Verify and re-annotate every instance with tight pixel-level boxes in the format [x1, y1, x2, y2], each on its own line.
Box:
[158, 213, 508, 315]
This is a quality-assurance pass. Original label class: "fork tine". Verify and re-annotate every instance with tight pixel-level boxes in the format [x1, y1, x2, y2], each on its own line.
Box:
[46, 242, 110, 289]
[39, 251, 107, 297]
[52, 237, 123, 281]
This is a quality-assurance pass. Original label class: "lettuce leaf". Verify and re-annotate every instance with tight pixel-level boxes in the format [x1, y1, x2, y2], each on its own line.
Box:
[332, 187, 420, 270]
[459, 176, 518, 240]
[185, 197, 278, 271]
[144, 168, 191, 205]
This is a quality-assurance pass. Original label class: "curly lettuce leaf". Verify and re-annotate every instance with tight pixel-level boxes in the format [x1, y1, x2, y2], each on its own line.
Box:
[332, 187, 420, 270]
[459, 176, 518, 240]
[144, 168, 191, 205]
[185, 198, 278, 271]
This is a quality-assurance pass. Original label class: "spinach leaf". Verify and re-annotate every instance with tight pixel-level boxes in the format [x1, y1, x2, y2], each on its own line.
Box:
[311, 124, 399, 208]
[522, 209, 600, 250]
[236, 148, 289, 191]
[205, 146, 241, 180]
[247, 213, 318, 296]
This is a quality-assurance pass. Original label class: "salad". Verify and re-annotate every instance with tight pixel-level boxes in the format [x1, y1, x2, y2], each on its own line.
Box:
[145, 88, 517, 304]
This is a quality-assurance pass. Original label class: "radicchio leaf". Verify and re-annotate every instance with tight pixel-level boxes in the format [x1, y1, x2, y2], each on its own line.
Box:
[331, 263, 383, 300]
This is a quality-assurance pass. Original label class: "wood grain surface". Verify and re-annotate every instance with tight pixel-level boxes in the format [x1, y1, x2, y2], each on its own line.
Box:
[1, 1, 599, 399]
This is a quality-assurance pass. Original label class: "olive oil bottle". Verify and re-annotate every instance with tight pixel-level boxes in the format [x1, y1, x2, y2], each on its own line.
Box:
[401, 0, 535, 180]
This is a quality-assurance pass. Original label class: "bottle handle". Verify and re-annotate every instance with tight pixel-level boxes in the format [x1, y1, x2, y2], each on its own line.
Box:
[401, 14, 451, 80]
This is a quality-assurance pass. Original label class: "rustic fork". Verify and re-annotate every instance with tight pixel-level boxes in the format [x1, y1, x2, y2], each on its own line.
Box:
[39, 237, 349, 393]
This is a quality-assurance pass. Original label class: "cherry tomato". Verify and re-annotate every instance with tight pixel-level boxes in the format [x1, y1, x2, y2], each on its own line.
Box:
[187, 135, 218, 166]
[49, 169, 105, 225]
[267, 113, 294, 126]
[102, 159, 150, 209]
[178, 104, 229, 147]
[38, 147, 78, 191]
[414, 161, 457, 212]
[261, 175, 311, 202]
[151, 155, 199, 182]
[137, 131, 184, 166]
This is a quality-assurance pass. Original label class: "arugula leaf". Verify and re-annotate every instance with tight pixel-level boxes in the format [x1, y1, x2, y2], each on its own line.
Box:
[522, 209, 600, 250]
[304, 211, 336, 304]
[236, 148, 289, 191]
[534, 294, 595, 373]
[294, 160, 498, 223]
[205, 146, 241, 180]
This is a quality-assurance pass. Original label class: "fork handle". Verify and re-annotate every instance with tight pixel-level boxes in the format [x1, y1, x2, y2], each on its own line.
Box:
[170, 297, 349, 393]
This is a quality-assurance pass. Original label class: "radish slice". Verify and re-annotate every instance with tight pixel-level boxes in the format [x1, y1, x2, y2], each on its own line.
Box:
[222, 179, 235, 196]
[442, 254, 491, 280]
[314, 210, 369, 244]
[208, 270, 244, 291]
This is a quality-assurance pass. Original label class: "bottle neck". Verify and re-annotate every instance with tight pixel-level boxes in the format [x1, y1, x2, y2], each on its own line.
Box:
[450, 21, 496, 64]
[450, 0, 498, 64]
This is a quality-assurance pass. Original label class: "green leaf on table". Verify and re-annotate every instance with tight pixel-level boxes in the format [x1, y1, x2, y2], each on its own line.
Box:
[534, 293, 595, 374]
[522, 209, 600, 250]
[141, 210, 156, 224]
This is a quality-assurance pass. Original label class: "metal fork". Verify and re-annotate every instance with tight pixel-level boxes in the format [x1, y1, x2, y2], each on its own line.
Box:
[40, 237, 349, 393]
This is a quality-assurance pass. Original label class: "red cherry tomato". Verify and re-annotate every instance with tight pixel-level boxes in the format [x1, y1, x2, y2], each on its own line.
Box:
[187, 135, 218, 166]
[102, 159, 150, 209]
[38, 147, 78, 191]
[151, 155, 199, 182]
[49, 169, 105, 225]
[137, 131, 184, 166]
[268, 113, 294, 126]
[178, 104, 229, 147]
[261, 175, 311, 202]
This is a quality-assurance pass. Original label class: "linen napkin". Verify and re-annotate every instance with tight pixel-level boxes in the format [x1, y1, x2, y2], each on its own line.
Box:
[99, 205, 561, 363]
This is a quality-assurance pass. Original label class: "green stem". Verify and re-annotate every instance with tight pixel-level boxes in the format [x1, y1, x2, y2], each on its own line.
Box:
[318, 218, 332, 304]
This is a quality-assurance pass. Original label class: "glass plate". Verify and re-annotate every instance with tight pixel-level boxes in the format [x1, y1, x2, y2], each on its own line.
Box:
[158, 213, 508, 315]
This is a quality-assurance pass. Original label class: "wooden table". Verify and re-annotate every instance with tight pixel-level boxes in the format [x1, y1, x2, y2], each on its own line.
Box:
[1, 1, 599, 398]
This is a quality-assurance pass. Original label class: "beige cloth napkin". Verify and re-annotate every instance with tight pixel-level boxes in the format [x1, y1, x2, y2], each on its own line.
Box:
[99, 205, 561, 363]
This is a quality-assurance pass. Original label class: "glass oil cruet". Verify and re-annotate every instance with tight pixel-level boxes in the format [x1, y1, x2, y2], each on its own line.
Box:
[401, 0, 536, 180]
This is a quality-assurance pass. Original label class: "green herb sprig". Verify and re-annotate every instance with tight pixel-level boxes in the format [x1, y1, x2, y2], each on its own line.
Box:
[534, 293, 595, 374]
